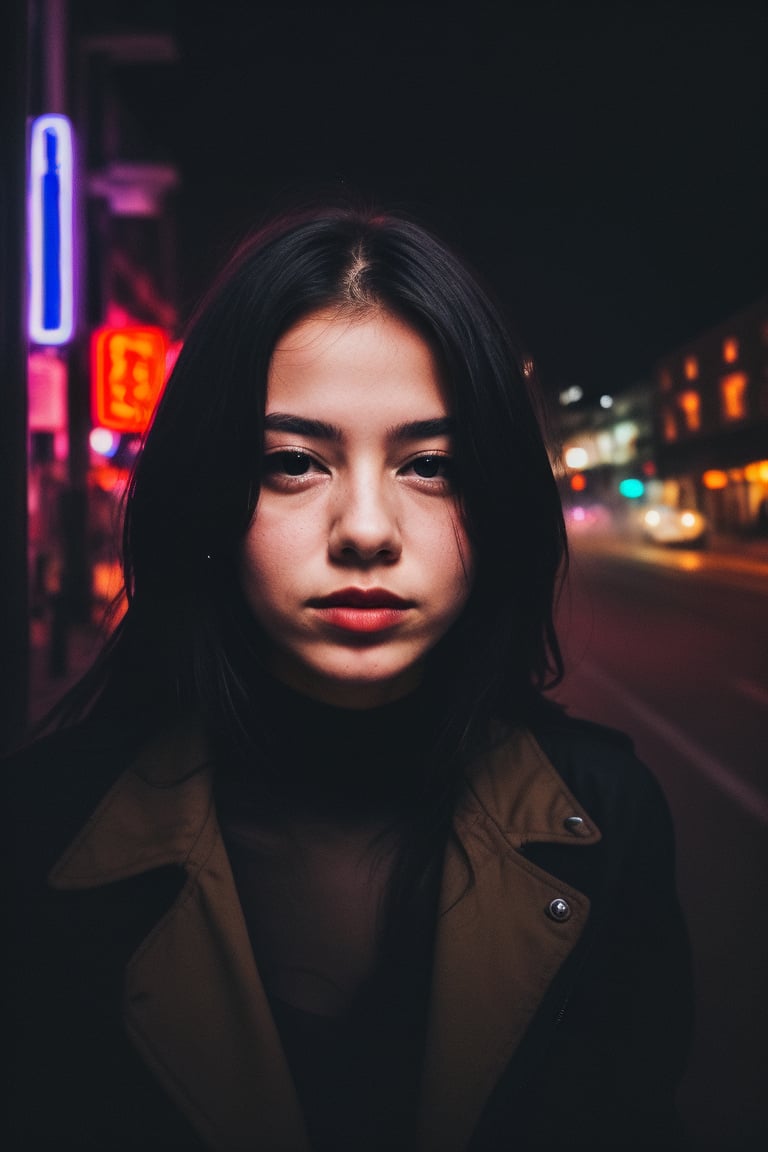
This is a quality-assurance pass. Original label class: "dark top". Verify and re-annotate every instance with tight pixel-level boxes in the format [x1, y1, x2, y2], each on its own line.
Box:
[216, 678, 438, 1151]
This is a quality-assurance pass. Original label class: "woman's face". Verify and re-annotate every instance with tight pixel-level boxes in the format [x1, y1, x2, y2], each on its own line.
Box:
[239, 307, 474, 707]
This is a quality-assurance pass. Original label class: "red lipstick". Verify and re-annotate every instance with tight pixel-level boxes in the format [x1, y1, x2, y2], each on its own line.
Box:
[309, 588, 413, 633]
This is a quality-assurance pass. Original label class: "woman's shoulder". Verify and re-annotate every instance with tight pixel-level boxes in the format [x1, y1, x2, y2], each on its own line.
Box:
[532, 704, 640, 768]
[2, 718, 137, 876]
[526, 700, 673, 836]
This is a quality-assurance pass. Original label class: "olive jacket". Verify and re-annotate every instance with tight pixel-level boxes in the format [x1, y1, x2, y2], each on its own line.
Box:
[4, 711, 693, 1151]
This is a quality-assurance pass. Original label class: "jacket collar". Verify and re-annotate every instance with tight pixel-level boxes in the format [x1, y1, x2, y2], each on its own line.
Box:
[50, 722, 600, 1152]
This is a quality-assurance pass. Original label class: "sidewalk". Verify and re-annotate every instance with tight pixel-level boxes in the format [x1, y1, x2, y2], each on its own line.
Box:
[27, 559, 124, 727]
[28, 611, 110, 728]
[707, 530, 768, 562]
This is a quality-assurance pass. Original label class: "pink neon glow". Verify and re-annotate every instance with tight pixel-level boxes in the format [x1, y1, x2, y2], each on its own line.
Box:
[28, 114, 75, 345]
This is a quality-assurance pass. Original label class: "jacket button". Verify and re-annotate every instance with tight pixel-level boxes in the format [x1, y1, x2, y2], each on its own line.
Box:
[548, 897, 572, 922]
[563, 815, 584, 833]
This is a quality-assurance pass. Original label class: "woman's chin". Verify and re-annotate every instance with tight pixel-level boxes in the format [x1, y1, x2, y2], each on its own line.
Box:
[268, 651, 425, 709]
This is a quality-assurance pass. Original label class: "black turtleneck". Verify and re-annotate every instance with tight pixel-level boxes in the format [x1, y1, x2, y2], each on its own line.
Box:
[235, 673, 440, 814]
[214, 676, 441, 1152]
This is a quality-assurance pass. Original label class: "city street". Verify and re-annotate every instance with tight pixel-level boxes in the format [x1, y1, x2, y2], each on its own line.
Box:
[553, 528, 768, 1151]
[4, 4, 766, 1149]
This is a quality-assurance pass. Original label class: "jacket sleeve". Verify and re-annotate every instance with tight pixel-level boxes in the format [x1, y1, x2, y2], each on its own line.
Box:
[548, 757, 693, 1148]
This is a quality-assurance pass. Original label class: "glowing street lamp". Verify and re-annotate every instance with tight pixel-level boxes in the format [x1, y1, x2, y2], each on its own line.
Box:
[564, 446, 589, 470]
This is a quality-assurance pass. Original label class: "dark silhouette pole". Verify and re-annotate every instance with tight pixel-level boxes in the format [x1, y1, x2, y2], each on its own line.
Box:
[0, 0, 30, 751]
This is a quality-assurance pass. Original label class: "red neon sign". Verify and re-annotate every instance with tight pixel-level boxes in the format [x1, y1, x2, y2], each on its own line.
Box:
[91, 326, 168, 433]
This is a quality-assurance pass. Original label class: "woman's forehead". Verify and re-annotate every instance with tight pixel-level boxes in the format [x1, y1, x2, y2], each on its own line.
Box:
[266, 307, 452, 420]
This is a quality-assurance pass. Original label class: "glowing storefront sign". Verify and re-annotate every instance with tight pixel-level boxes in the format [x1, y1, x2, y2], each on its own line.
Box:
[28, 114, 74, 345]
[91, 326, 168, 433]
[28, 351, 67, 430]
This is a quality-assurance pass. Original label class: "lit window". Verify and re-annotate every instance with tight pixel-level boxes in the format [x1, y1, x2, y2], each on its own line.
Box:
[723, 337, 739, 363]
[678, 390, 701, 431]
[684, 356, 698, 381]
[720, 372, 748, 421]
[659, 367, 673, 391]
[662, 406, 677, 441]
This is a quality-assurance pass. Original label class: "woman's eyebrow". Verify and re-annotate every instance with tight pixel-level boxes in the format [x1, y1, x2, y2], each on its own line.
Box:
[263, 413, 343, 440]
[388, 417, 454, 441]
[263, 414, 454, 441]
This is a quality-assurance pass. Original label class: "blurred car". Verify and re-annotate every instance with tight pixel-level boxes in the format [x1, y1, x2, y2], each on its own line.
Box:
[640, 504, 708, 547]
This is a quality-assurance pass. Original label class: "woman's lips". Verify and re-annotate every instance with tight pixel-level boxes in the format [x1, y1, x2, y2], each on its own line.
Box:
[309, 588, 413, 633]
[313, 606, 410, 633]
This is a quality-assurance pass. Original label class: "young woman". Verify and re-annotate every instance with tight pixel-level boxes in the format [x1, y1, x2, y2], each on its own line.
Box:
[5, 201, 693, 1151]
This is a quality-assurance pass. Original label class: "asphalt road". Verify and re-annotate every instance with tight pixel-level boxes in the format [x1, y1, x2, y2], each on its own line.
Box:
[552, 528, 768, 1152]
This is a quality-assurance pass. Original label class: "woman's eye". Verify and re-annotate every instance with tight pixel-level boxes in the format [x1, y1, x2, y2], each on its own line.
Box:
[265, 450, 315, 477]
[408, 454, 453, 480]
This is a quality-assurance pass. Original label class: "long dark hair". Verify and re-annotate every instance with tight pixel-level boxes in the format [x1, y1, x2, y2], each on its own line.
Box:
[41, 198, 565, 843]
[35, 196, 570, 964]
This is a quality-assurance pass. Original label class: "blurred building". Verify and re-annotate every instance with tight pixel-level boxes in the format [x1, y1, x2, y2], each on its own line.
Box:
[653, 295, 768, 535]
[557, 379, 658, 524]
[556, 296, 768, 539]
[26, 0, 180, 637]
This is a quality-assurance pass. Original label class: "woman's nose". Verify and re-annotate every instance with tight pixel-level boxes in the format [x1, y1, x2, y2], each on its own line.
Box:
[328, 474, 402, 564]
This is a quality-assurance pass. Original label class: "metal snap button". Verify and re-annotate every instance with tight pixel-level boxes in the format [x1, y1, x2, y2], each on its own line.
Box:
[548, 897, 572, 922]
[563, 815, 584, 833]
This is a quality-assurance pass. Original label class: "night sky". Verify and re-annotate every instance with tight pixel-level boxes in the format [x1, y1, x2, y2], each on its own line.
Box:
[75, 1, 768, 399]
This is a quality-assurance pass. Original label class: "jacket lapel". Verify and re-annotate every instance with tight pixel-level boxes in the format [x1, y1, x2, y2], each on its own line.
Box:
[49, 723, 311, 1152]
[418, 727, 601, 1152]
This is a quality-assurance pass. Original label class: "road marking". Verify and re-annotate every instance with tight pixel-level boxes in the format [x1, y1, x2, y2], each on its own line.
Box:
[734, 677, 768, 710]
[579, 662, 768, 825]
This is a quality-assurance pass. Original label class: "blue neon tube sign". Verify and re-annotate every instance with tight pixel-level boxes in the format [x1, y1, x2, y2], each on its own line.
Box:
[28, 114, 74, 345]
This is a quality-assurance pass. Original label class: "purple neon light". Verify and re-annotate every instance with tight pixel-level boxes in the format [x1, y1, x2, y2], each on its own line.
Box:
[28, 114, 74, 345]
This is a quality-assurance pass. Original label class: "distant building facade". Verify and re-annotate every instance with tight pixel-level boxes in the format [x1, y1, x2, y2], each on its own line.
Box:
[556, 379, 657, 519]
[653, 295, 768, 534]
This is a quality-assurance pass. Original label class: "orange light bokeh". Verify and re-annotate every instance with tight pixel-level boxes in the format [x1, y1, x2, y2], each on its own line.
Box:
[719, 372, 748, 421]
[677, 389, 701, 431]
[722, 336, 739, 364]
